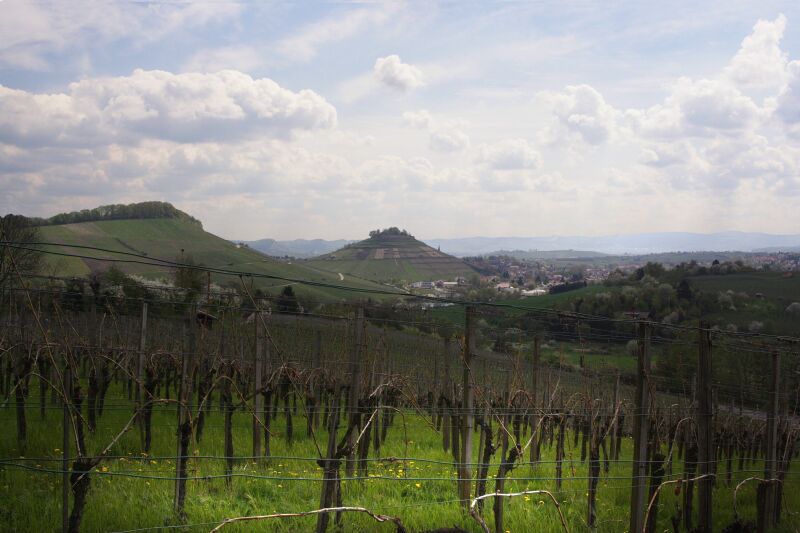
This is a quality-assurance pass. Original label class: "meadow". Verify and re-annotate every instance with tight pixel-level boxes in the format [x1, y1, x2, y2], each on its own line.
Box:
[1, 382, 793, 533]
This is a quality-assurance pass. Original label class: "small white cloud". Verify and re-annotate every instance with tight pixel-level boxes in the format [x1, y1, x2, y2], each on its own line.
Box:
[374, 55, 425, 92]
[475, 139, 541, 170]
[402, 110, 434, 129]
[402, 110, 468, 152]
[429, 129, 470, 152]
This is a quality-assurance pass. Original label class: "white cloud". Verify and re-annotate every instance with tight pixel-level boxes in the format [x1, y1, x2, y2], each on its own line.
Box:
[402, 110, 434, 129]
[725, 15, 789, 90]
[277, 6, 394, 62]
[0, 0, 242, 70]
[539, 85, 618, 144]
[775, 60, 800, 136]
[475, 139, 541, 170]
[0, 69, 337, 147]
[373, 55, 425, 92]
[402, 110, 470, 152]
[183, 46, 264, 73]
[628, 78, 764, 138]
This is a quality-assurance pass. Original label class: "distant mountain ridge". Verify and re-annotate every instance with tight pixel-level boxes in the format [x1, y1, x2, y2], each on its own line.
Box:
[242, 231, 800, 258]
[243, 238, 352, 258]
[425, 232, 800, 256]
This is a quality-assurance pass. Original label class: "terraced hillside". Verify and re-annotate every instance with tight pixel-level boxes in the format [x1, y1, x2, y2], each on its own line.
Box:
[35, 218, 397, 302]
[306, 229, 476, 283]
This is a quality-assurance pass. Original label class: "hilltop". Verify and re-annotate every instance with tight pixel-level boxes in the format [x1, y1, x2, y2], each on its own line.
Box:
[305, 227, 476, 283]
[26, 202, 396, 302]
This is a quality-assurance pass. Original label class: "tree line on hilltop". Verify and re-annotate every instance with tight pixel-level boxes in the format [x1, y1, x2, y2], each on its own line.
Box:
[25, 201, 202, 228]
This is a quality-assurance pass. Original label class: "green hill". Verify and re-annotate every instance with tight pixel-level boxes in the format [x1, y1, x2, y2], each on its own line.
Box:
[305, 228, 476, 283]
[33, 213, 397, 302]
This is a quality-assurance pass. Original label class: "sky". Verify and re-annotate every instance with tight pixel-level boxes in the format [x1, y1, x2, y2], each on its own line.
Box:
[1, 1, 800, 241]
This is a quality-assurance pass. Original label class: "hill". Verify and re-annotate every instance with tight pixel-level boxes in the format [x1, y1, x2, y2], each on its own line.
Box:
[30, 204, 397, 302]
[305, 227, 476, 283]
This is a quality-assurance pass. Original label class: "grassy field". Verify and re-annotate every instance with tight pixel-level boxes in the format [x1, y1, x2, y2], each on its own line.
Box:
[688, 272, 800, 302]
[689, 272, 800, 335]
[1, 384, 796, 532]
[36, 219, 397, 302]
[427, 285, 606, 326]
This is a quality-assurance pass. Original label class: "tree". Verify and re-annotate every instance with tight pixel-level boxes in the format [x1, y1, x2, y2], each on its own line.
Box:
[174, 253, 205, 302]
[676, 278, 693, 301]
[0, 215, 42, 306]
[276, 285, 300, 314]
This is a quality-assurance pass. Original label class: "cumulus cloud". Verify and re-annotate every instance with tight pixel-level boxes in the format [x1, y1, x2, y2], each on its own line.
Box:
[627, 78, 763, 138]
[471, 139, 550, 192]
[0, 69, 337, 147]
[725, 15, 789, 89]
[402, 110, 469, 152]
[373, 55, 425, 91]
[775, 60, 800, 136]
[475, 139, 542, 170]
[534, 14, 800, 198]
[539, 84, 618, 144]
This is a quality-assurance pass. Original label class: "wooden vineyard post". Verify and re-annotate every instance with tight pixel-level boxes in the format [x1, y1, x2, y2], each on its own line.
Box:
[459, 306, 476, 507]
[313, 330, 322, 431]
[443, 336, 452, 453]
[629, 321, 651, 533]
[136, 301, 147, 450]
[253, 311, 263, 460]
[174, 306, 196, 519]
[62, 364, 71, 533]
[316, 383, 341, 533]
[758, 350, 781, 531]
[530, 335, 540, 464]
[697, 322, 713, 531]
[345, 307, 365, 477]
[610, 372, 620, 461]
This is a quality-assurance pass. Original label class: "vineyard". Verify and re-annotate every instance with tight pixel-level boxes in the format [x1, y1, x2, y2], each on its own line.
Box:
[1, 253, 799, 532]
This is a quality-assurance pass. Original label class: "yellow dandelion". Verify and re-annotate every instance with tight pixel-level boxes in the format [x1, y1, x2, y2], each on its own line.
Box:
[415, 483, 421, 488]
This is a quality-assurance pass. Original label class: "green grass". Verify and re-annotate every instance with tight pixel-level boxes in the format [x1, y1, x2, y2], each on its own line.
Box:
[1, 384, 796, 532]
[427, 285, 607, 327]
[509, 285, 609, 311]
[689, 272, 800, 302]
[541, 343, 639, 374]
[689, 272, 800, 335]
[37, 219, 398, 302]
